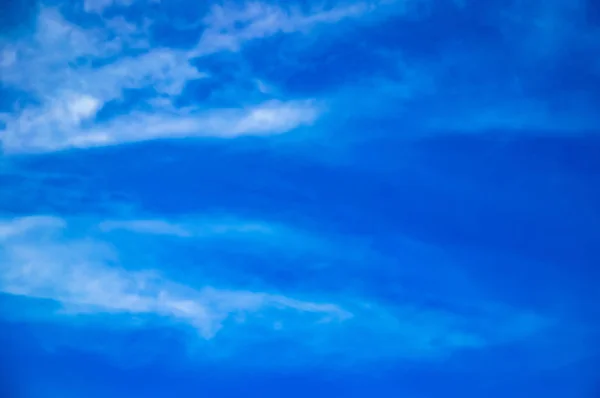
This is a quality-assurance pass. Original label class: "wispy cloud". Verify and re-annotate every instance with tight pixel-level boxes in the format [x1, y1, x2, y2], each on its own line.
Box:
[0, 0, 429, 154]
[192, 1, 389, 55]
[98, 219, 193, 237]
[98, 218, 274, 238]
[0, 216, 350, 339]
[2, 98, 320, 152]
[0, 216, 66, 239]
[0, 3, 324, 153]
[0, 215, 552, 360]
[2, 0, 598, 156]
[83, 0, 135, 14]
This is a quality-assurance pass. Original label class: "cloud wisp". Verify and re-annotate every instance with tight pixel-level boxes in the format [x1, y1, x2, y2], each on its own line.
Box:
[0, 216, 351, 339]
[0, 0, 451, 154]
[191, 0, 395, 55]
[0, 3, 330, 153]
[2, 0, 599, 155]
[0, 215, 553, 362]
[98, 218, 275, 238]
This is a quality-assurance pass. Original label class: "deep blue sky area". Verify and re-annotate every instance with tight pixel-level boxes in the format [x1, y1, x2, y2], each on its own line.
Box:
[1, 0, 599, 397]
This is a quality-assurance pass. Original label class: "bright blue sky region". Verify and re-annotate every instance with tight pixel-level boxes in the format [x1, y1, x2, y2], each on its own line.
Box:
[1, 0, 600, 397]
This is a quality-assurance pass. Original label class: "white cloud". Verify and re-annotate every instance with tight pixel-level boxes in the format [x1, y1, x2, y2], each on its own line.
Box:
[83, 0, 136, 13]
[0, 48, 17, 68]
[0, 8, 199, 104]
[0, 4, 327, 153]
[190, 0, 424, 57]
[0, 215, 559, 363]
[1, 99, 320, 152]
[0, 215, 554, 358]
[0, 216, 351, 339]
[99, 219, 193, 237]
[68, 95, 102, 120]
[98, 218, 275, 238]
[0, 216, 66, 239]
[228, 100, 320, 136]
[192, 1, 376, 55]
[0, 0, 423, 154]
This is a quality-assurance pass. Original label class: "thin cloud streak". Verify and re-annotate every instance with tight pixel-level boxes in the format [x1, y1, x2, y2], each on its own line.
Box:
[0, 215, 552, 360]
[0, 216, 351, 339]
[0, 5, 322, 153]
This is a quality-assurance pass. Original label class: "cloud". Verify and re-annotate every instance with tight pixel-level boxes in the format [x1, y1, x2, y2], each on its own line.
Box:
[2, 98, 320, 152]
[0, 3, 323, 153]
[0, 215, 553, 361]
[0, 0, 431, 154]
[98, 218, 274, 238]
[2, 0, 598, 156]
[192, 1, 384, 55]
[0, 216, 66, 239]
[98, 219, 193, 237]
[0, 216, 350, 339]
[83, 0, 134, 14]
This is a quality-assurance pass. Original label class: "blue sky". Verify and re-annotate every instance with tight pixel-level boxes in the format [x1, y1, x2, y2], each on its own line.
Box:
[1, 0, 599, 396]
